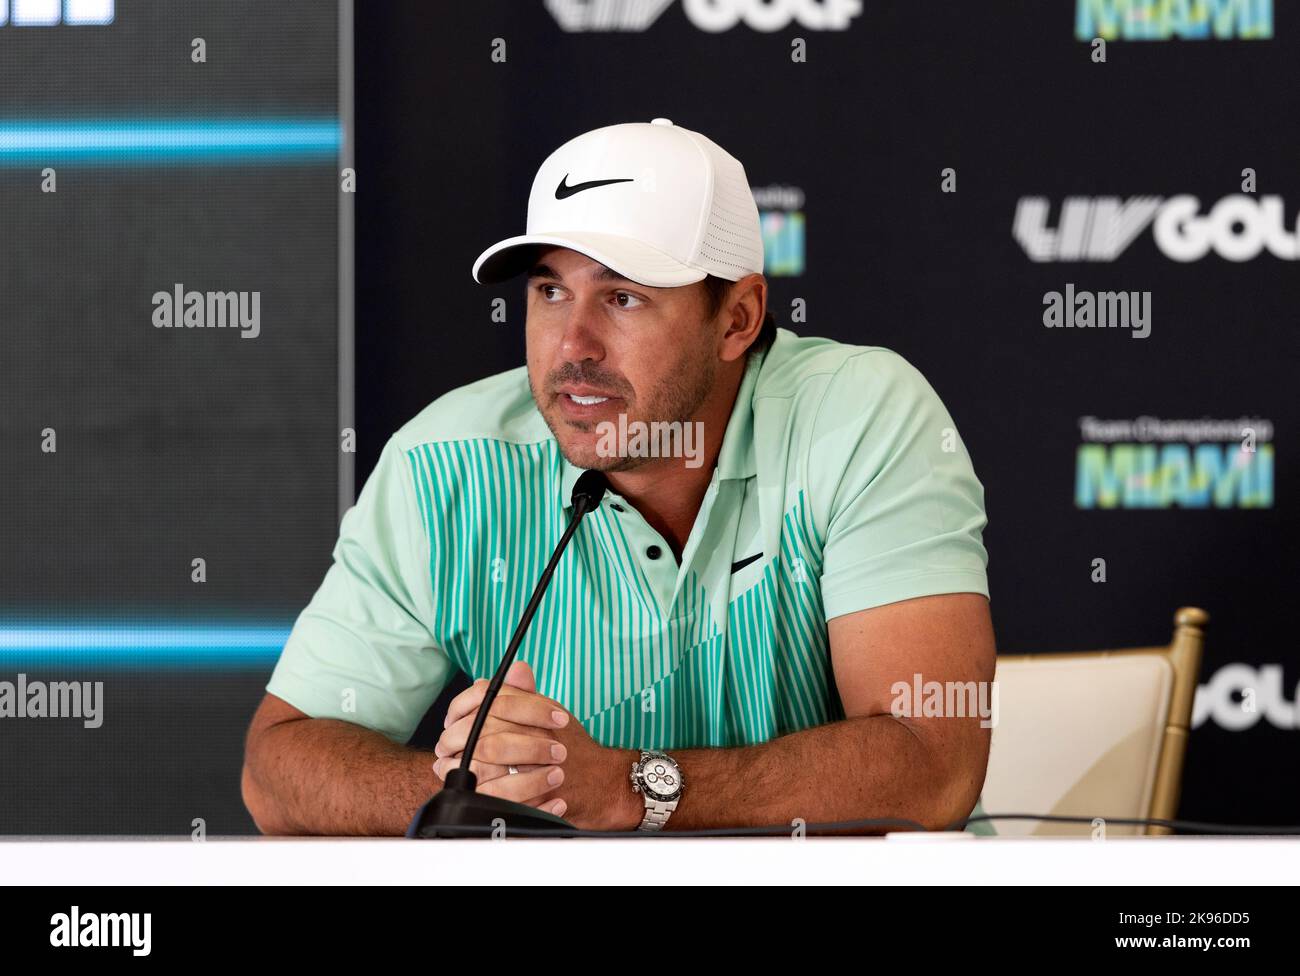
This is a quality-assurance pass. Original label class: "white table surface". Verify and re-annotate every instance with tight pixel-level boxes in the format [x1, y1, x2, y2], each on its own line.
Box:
[3, 835, 1298, 885]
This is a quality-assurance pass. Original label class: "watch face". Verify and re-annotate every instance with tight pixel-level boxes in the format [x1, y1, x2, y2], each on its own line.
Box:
[641, 757, 680, 799]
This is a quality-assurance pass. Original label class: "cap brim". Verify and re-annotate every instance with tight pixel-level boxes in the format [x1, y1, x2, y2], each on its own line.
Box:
[472, 231, 707, 288]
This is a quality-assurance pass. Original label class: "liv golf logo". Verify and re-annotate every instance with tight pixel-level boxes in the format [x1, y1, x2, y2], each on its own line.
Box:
[1075, 416, 1273, 509]
[545, 0, 861, 32]
[1194, 663, 1298, 730]
[1014, 195, 1300, 262]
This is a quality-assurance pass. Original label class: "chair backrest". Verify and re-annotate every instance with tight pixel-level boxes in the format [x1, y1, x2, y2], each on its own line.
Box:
[981, 607, 1207, 837]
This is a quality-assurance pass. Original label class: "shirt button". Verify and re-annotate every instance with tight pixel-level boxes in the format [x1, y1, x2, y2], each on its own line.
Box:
[645, 545, 663, 560]
[610, 503, 625, 513]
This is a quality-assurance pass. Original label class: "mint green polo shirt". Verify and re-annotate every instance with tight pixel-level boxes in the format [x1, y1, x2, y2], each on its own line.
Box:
[267, 328, 995, 834]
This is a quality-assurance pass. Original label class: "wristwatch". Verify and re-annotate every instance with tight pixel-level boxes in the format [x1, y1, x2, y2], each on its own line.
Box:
[630, 750, 684, 831]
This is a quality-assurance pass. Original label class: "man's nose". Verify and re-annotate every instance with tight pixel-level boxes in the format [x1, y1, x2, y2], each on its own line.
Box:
[557, 296, 606, 363]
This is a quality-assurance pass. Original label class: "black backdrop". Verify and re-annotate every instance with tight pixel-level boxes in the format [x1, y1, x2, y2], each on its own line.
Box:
[3, 1, 1292, 835]
[1, 1, 341, 834]
[357, 1, 1298, 829]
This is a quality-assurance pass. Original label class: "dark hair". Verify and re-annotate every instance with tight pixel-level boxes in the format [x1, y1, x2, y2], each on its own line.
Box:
[701, 274, 776, 356]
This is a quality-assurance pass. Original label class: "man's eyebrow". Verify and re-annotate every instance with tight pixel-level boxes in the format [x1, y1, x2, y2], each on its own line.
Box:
[526, 263, 561, 281]
[525, 262, 637, 285]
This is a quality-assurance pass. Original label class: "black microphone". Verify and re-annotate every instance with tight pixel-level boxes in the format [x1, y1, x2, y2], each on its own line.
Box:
[408, 469, 609, 838]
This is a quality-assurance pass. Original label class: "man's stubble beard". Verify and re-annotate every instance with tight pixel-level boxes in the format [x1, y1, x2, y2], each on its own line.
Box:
[531, 352, 717, 474]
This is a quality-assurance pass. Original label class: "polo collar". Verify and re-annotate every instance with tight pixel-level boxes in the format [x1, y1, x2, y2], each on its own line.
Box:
[714, 344, 764, 482]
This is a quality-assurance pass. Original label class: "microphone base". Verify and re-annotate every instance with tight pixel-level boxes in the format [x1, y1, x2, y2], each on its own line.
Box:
[407, 784, 575, 838]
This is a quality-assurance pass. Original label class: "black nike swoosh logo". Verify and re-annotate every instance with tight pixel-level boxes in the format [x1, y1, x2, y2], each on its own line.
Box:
[730, 552, 762, 574]
[555, 174, 634, 199]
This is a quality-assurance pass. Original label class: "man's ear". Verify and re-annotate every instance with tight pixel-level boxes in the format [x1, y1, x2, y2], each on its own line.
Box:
[718, 273, 767, 363]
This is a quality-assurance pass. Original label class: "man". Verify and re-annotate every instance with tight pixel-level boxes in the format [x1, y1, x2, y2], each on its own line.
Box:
[242, 119, 997, 836]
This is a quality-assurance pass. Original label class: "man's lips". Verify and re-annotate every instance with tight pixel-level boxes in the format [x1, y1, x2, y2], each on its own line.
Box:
[554, 387, 624, 417]
[556, 385, 620, 398]
[556, 386, 623, 403]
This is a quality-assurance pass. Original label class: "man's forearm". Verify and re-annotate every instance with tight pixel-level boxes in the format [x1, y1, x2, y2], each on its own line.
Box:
[243, 718, 440, 836]
[620, 715, 982, 834]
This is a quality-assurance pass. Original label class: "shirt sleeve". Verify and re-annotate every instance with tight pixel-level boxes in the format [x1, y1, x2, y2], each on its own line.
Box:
[266, 434, 457, 744]
[964, 795, 997, 836]
[812, 349, 990, 621]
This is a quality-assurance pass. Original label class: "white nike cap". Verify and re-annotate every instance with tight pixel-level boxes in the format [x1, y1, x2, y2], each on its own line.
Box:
[472, 118, 764, 288]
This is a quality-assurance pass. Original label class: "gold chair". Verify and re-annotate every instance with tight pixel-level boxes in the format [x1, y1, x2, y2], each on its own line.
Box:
[980, 606, 1208, 837]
